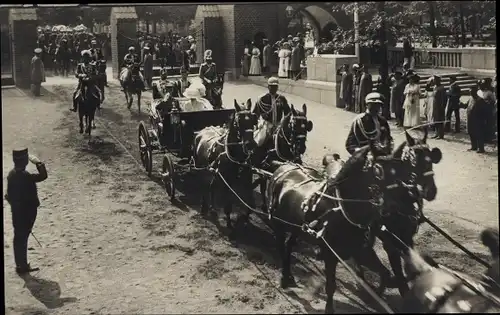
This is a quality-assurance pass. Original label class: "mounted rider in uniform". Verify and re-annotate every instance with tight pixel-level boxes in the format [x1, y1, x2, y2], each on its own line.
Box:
[199, 49, 217, 102]
[345, 92, 393, 155]
[122, 46, 146, 92]
[253, 77, 291, 148]
[89, 39, 108, 88]
[71, 50, 102, 112]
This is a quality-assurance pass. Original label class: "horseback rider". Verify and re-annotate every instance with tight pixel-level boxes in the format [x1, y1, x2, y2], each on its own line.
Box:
[71, 50, 101, 112]
[122, 46, 146, 92]
[345, 92, 393, 155]
[89, 39, 104, 61]
[199, 49, 217, 102]
[253, 76, 291, 147]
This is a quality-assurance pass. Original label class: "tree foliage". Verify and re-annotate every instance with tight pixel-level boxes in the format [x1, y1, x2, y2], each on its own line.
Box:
[37, 7, 110, 27]
[136, 5, 197, 27]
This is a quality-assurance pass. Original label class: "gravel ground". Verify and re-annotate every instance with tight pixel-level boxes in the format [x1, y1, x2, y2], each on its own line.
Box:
[3, 76, 498, 314]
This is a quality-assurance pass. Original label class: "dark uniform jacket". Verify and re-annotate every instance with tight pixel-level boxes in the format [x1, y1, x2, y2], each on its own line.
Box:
[173, 79, 191, 97]
[345, 113, 393, 155]
[124, 53, 140, 66]
[253, 93, 291, 124]
[5, 163, 48, 210]
[465, 96, 488, 137]
[199, 62, 217, 85]
[90, 47, 104, 62]
[447, 81, 461, 108]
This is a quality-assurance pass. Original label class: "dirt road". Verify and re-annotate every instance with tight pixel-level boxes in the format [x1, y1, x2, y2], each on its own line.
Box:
[3, 77, 497, 314]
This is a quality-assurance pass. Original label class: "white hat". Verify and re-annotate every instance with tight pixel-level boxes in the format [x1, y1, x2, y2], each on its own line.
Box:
[204, 49, 213, 60]
[184, 84, 206, 99]
[81, 50, 91, 57]
[365, 92, 385, 105]
[91, 39, 97, 44]
[267, 77, 279, 86]
[352, 64, 359, 69]
[34, 48, 42, 54]
[128, 46, 135, 51]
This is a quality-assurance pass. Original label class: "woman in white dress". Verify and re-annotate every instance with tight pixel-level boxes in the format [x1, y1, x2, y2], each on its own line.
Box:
[277, 42, 291, 78]
[403, 74, 421, 128]
[248, 42, 262, 76]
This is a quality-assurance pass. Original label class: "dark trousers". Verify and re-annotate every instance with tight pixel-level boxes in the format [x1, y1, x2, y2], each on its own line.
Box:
[31, 83, 41, 97]
[470, 133, 485, 151]
[12, 209, 37, 268]
[445, 102, 461, 133]
[433, 122, 445, 138]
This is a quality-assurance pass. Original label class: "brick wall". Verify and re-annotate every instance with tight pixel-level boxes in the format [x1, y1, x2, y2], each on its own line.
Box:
[110, 7, 137, 79]
[9, 9, 38, 89]
[203, 17, 225, 71]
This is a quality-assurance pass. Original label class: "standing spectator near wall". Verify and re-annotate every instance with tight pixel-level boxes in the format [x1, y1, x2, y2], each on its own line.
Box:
[262, 39, 272, 78]
[352, 64, 361, 113]
[142, 46, 153, 90]
[444, 76, 462, 133]
[241, 40, 251, 77]
[479, 78, 497, 143]
[290, 38, 301, 80]
[278, 42, 291, 79]
[357, 65, 373, 113]
[462, 86, 487, 153]
[403, 73, 421, 128]
[337, 64, 352, 109]
[390, 71, 406, 127]
[403, 37, 414, 70]
[249, 42, 262, 76]
[427, 76, 448, 139]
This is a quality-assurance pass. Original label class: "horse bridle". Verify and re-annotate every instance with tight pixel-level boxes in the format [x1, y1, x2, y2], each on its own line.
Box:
[274, 114, 307, 162]
[223, 111, 256, 163]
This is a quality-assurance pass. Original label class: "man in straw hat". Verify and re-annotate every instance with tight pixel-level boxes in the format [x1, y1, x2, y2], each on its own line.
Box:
[346, 92, 393, 155]
[199, 49, 217, 102]
[5, 148, 48, 275]
[253, 77, 291, 148]
[31, 48, 46, 97]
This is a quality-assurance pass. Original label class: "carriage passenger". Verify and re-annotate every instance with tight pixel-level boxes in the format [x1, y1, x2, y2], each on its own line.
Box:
[71, 50, 101, 112]
[345, 92, 393, 155]
[173, 67, 191, 97]
[253, 77, 291, 147]
[183, 84, 213, 111]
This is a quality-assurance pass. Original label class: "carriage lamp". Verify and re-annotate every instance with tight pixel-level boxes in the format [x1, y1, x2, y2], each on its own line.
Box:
[285, 5, 294, 18]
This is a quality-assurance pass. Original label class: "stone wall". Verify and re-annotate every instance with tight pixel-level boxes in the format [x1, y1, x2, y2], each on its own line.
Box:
[110, 7, 137, 79]
[9, 8, 38, 89]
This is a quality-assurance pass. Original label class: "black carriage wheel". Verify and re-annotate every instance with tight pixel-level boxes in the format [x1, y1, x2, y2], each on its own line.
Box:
[162, 154, 176, 200]
[138, 121, 153, 176]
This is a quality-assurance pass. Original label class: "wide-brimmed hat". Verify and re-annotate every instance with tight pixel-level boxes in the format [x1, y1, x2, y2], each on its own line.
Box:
[292, 37, 300, 42]
[128, 46, 135, 51]
[34, 48, 42, 54]
[352, 63, 359, 69]
[267, 77, 279, 86]
[91, 39, 97, 44]
[13, 148, 29, 165]
[184, 84, 206, 98]
[204, 49, 213, 60]
[365, 92, 385, 105]
[143, 46, 150, 51]
[81, 50, 91, 57]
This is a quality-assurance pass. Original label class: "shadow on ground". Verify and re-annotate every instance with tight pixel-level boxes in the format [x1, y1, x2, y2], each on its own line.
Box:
[21, 274, 77, 309]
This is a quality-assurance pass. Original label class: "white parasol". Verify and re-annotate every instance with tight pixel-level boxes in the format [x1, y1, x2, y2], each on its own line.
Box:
[74, 24, 88, 32]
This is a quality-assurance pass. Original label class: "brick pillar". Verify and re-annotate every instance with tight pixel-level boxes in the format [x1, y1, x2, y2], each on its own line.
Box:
[9, 9, 38, 89]
[110, 7, 138, 79]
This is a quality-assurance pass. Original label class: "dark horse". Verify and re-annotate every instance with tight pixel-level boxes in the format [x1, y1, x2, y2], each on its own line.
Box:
[354, 128, 443, 296]
[75, 75, 101, 143]
[252, 103, 314, 211]
[265, 144, 411, 313]
[399, 227, 500, 313]
[206, 73, 225, 109]
[119, 63, 143, 112]
[194, 99, 258, 228]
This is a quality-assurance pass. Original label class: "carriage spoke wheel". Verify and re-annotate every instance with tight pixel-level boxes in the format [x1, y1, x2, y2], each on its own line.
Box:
[138, 121, 153, 177]
[162, 154, 176, 200]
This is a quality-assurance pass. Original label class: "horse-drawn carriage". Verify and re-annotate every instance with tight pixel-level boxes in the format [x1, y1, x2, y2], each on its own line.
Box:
[138, 81, 235, 200]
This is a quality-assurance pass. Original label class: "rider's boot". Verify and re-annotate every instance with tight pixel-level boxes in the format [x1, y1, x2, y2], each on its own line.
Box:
[71, 92, 78, 112]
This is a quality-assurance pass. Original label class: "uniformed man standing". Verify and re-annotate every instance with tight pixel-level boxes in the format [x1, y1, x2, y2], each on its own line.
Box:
[31, 48, 46, 97]
[5, 149, 48, 275]
[199, 49, 217, 102]
[253, 77, 291, 148]
[345, 92, 393, 155]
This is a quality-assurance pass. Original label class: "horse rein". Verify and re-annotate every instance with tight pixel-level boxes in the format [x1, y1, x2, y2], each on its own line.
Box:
[273, 114, 308, 162]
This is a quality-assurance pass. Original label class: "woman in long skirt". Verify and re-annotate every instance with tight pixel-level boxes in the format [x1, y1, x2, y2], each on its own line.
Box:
[277, 42, 291, 78]
[403, 74, 421, 128]
[248, 42, 262, 76]
[241, 41, 251, 77]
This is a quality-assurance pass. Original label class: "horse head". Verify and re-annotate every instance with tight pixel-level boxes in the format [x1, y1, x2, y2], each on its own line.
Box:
[322, 142, 406, 226]
[129, 63, 141, 77]
[230, 98, 258, 155]
[393, 127, 442, 201]
[276, 104, 313, 161]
